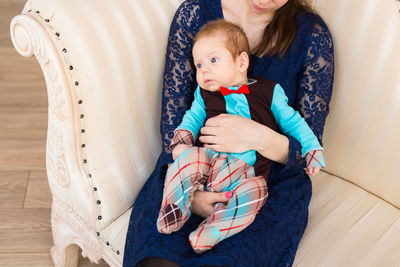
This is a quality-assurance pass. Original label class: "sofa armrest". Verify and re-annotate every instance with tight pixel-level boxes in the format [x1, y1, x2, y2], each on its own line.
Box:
[10, 0, 183, 265]
[11, 9, 105, 265]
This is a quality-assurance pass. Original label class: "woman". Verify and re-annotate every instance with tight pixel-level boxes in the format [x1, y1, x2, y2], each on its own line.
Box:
[123, 0, 334, 266]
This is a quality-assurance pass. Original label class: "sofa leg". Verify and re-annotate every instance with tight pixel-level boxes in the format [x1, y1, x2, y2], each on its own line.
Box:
[51, 243, 79, 267]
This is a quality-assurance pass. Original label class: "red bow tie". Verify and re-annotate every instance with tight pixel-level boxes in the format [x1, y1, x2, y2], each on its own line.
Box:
[220, 84, 250, 96]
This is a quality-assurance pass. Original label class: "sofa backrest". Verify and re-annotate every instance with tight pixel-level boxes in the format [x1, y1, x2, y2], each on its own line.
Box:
[314, 0, 400, 208]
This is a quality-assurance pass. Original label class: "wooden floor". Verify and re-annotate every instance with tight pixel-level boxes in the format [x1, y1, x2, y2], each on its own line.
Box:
[0, 1, 108, 266]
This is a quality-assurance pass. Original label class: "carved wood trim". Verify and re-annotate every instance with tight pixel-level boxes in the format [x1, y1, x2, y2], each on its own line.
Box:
[10, 10, 120, 266]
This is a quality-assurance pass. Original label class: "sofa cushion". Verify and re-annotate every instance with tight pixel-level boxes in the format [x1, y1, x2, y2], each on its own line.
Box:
[102, 171, 400, 265]
[294, 172, 400, 266]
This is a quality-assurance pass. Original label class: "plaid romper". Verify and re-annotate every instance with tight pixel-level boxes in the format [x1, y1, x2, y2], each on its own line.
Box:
[157, 78, 325, 254]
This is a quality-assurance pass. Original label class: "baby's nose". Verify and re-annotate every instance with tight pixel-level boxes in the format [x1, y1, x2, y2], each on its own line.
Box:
[201, 66, 210, 73]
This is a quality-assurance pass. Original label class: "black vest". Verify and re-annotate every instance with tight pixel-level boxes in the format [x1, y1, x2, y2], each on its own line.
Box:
[196, 77, 280, 178]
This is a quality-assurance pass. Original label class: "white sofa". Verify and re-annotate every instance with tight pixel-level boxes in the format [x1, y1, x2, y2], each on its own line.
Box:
[10, 0, 400, 266]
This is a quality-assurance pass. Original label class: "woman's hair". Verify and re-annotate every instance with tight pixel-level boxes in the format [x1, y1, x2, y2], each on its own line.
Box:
[253, 0, 314, 58]
[194, 20, 250, 60]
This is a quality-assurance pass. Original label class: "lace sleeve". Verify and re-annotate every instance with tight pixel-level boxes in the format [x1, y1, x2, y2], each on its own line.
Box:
[287, 22, 334, 169]
[160, 1, 200, 163]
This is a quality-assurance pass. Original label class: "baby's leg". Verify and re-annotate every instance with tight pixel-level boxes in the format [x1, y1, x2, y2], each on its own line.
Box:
[189, 176, 268, 254]
[206, 154, 255, 192]
[157, 147, 215, 234]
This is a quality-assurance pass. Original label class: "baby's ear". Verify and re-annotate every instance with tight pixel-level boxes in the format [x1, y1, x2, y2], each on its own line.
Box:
[238, 51, 249, 72]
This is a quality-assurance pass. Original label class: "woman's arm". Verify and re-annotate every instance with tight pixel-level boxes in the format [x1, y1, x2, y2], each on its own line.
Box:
[199, 114, 290, 164]
[289, 21, 334, 168]
[297, 22, 334, 144]
[254, 122, 290, 164]
[160, 1, 200, 165]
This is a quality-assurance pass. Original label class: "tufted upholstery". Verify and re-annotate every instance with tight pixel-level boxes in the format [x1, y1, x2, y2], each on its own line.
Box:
[14, 0, 182, 231]
[10, 0, 400, 266]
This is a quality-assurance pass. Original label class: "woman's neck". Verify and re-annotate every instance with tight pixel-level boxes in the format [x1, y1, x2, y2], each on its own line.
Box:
[222, 0, 275, 49]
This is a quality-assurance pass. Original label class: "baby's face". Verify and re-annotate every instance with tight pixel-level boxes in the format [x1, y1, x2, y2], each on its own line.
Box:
[193, 34, 244, 91]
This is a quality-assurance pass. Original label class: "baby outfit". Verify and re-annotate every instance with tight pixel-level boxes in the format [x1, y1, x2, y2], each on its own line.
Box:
[157, 77, 325, 253]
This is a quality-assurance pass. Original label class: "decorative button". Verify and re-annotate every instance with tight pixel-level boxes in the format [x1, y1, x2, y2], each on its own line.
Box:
[81, 129, 85, 133]
[75, 81, 79, 86]
[35, 11, 40, 14]
[88, 174, 92, 178]
[97, 200, 101, 204]
[106, 242, 109, 246]
[93, 187, 97, 191]
[117, 250, 120, 255]
[80, 114, 84, 118]
[62, 48, 67, 53]
[69, 65, 73, 70]
[78, 100, 82, 104]
[55, 32, 60, 37]
[45, 19, 49, 22]
[81, 144, 85, 148]
[98, 215, 102, 220]
[83, 159, 87, 164]
[97, 232, 100, 236]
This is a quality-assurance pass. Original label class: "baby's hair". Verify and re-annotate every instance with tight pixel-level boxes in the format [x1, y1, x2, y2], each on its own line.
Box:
[194, 19, 250, 60]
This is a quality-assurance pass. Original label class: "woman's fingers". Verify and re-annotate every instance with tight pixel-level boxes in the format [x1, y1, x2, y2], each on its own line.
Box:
[201, 113, 266, 154]
[204, 114, 227, 127]
[209, 191, 232, 204]
[191, 191, 215, 217]
[198, 134, 218, 144]
[191, 190, 233, 217]
[200, 126, 218, 136]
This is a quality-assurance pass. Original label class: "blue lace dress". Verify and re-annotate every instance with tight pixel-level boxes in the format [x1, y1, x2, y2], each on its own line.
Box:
[123, 0, 334, 266]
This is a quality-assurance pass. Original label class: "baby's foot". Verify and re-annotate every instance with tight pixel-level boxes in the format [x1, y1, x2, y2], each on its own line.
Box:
[189, 225, 221, 254]
[157, 203, 187, 234]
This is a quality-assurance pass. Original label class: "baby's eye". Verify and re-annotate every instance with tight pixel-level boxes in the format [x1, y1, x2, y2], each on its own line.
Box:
[196, 63, 202, 68]
[211, 57, 218, 63]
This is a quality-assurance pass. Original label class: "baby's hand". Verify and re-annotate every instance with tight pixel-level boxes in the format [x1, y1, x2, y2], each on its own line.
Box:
[172, 144, 190, 161]
[305, 166, 321, 176]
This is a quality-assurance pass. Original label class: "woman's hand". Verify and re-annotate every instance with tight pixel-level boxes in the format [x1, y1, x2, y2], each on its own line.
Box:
[198, 114, 260, 153]
[198, 114, 289, 164]
[191, 190, 232, 218]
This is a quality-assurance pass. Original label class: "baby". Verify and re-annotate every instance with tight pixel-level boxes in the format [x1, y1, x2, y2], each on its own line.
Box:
[157, 19, 325, 254]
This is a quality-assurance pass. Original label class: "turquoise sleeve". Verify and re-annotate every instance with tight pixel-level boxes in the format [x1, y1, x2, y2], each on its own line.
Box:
[271, 84, 323, 156]
[175, 85, 206, 141]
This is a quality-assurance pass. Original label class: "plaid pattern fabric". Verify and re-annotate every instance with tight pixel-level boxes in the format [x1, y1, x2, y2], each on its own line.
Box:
[305, 150, 325, 167]
[157, 146, 268, 254]
[189, 175, 267, 254]
[169, 129, 194, 151]
[157, 146, 213, 234]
